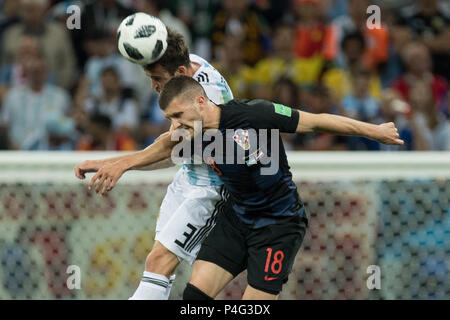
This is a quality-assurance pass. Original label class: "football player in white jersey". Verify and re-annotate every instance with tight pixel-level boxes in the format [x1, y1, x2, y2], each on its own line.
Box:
[74, 28, 233, 300]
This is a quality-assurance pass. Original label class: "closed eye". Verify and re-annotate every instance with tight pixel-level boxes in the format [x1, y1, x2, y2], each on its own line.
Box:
[167, 112, 183, 119]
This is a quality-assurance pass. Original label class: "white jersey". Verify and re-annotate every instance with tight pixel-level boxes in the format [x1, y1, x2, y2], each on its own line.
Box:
[181, 54, 234, 186]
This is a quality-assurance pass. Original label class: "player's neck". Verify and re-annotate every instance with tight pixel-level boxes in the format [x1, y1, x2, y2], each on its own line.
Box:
[186, 61, 200, 77]
[202, 102, 221, 130]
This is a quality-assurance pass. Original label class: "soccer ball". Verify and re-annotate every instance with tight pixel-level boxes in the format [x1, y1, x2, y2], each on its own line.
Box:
[117, 12, 168, 65]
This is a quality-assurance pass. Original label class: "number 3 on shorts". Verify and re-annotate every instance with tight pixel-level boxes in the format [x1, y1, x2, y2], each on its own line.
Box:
[264, 248, 284, 281]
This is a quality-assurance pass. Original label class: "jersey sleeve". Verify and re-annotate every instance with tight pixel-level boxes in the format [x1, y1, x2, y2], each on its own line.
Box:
[245, 99, 300, 133]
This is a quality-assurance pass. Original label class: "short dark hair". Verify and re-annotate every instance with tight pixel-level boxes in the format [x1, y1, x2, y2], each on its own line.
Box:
[158, 75, 206, 110]
[90, 114, 112, 129]
[341, 31, 366, 51]
[144, 27, 190, 75]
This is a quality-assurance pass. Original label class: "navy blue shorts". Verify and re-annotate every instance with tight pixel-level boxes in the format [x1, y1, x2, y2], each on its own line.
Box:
[196, 204, 308, 295]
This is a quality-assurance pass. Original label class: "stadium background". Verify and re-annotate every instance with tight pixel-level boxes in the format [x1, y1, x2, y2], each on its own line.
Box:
[0, 0, 449, 299]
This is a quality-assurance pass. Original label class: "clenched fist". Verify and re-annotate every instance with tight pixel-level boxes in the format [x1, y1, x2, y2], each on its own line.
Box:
[375, 122, 404, 145]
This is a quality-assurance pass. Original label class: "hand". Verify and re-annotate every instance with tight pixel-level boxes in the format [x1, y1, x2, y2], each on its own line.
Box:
[375, 122, 405, 145]
[74, 160, 104, 179]
[154, 130, 171, 143]
[88, 160, 128, 195]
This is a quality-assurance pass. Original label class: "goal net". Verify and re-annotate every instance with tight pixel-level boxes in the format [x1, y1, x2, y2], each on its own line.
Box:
[0, 151, 449, 299]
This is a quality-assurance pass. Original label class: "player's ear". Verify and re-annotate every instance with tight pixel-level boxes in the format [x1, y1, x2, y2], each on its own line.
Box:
[175, 66, 188, 76]
[196, 95, 206, 107]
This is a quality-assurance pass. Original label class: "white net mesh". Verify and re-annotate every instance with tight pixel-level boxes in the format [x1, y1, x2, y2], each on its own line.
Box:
[0, 151, 449, 299]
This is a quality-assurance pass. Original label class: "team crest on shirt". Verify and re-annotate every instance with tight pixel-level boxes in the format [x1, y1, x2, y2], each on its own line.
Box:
[233, 129, 250, 150]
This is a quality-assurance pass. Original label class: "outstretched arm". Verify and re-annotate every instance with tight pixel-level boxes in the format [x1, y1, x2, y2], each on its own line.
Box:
[74, 132, 174, 179]
[82, 132, 177, 195]
[134, 158, 175, 170]
[296, 111, 404, 145]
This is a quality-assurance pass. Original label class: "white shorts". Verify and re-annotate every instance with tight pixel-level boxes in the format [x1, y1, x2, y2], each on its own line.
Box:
[155, 169, 226, 265]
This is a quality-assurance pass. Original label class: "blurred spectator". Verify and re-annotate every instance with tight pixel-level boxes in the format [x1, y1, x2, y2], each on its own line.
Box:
[48, 1, 86, 71]
[81, 0, 133, 35]
[342, 68, 382, 150]
[82, 66, 139, 135]
[341, 69, 381, 123]
[1, 0, 75, 88]
[137, 0, 192, 48]
[79, 0, 133, 67]
[49, 0, 85, 24]
[76, 114, 137, 151]
[273, 77, 299, 109]
[325, 0, 348, 20]
[0, 0, 20, 39]
[272, 77, 300, 150]
[397, 0, 450, 81]
[137, 90, 169, 147]
[253, 0, 292, 26]
[0, 0, 77, 90]
[0, 36, 55, 105]
[379, 89, 413, 151]
[378, 4, 412, 88]
[408, 80, 450, 150]
[78, 29, 146, 102]
[391, 41, 448, 115]
[211, 0, 269, 66]
[322, 31, 382, 101]
[293, 85, 348, 151]
[0, 53, 75, 150]
[213, 36, 253, 98]
[331, 0, 389, 72]
[292, 0, 336, 61]
[253, 22, 324, 90]
[170, 0, 220, 59]
[0, 0, 447, 153]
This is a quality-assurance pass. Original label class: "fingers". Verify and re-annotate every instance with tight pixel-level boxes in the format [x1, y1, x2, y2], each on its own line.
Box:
[108, 178, 117, 192]
[95, 174, 107, 194]
[101, 176, 113, 196]
[88, 170, 116, 196]
[89, 171, 101, 190]
[74, 166, 85, 179]
[395, 138, 405, 145]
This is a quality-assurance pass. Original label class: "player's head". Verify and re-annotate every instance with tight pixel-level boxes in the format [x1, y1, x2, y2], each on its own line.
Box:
[21, 0, 49, 27]
[143, 28, 190, 93]
[158, 75, 209, 131]
[101, 66, 121, 94]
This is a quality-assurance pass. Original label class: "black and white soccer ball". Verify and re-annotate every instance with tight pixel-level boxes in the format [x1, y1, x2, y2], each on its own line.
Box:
[117, 12, 168, 65]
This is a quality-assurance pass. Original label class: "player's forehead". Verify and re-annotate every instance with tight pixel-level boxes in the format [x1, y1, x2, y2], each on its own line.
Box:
[164, 96, 189, 116]
[145, 64, 171, 78]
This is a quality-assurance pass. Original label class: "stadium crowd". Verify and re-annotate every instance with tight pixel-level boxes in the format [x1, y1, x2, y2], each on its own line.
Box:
[0, 0, 449, 151]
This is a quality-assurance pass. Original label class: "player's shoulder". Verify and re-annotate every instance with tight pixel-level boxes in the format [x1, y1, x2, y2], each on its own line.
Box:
[220, 99, 271, 122]
[222, 98, 272, 109]
[190, 54, 221, 84]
